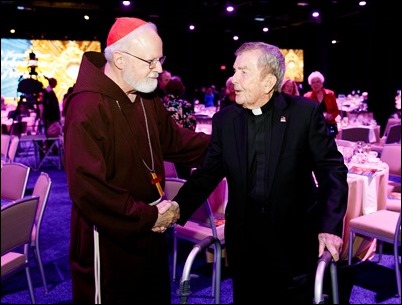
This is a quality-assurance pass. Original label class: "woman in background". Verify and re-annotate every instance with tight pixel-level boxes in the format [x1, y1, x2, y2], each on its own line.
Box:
[304, 71, 340, 137]
[162, 76, 197, 178]
[281, 78, 300, 96]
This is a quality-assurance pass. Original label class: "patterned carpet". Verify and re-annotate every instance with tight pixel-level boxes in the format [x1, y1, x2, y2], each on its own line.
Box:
[1, 167, 400, 304]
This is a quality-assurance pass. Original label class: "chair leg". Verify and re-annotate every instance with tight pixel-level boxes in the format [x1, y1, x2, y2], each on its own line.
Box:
[348, 231, 354, 265]
[393, 241, 401, 302]
[25, 266, 36, 304]
[34, 243, 48, 293]
[377, 240, 383, 263]
[172, 230, 178, 281]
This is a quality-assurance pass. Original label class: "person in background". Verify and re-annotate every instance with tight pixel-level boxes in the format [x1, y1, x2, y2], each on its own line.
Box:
[281, 78, 300, 95]
[162, 75, 197, 178]
[219, 76, 236, 110]
[63, 17, 210, 304]
[155, 69, 172, 99]
[163, 76, 196, 131]
[1, 95, 6, 111]
[172, 42, 348, 303]
[304, 71, 340, 137]
[203, 86, 216, 107]
[42, 77, 61, 136]
[61, 84, 75, 118]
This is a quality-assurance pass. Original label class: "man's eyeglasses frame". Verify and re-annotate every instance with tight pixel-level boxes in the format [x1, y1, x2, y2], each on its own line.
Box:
[121, 51, 166, 69]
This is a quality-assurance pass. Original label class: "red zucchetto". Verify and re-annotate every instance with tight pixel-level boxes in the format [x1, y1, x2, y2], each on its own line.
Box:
[106, 17, 148, 47]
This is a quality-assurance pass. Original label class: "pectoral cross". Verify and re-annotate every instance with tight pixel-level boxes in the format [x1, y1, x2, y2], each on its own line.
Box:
[150, 171, 164, 197]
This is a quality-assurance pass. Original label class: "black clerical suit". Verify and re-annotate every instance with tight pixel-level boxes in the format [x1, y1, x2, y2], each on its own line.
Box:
[174, 92, 348, 303]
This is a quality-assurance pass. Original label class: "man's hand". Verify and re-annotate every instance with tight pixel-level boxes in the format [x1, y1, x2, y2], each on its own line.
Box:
[152, 200, 180, 233]
[318, 233, 343, 261]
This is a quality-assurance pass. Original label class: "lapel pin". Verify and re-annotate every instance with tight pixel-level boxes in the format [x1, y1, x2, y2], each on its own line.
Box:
[280, 116, 286, 122]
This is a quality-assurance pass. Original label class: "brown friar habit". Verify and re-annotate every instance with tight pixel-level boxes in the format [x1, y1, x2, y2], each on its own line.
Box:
[63, 51, 210, 304]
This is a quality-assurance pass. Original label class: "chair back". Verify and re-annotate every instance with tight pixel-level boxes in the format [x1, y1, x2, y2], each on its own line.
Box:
[164, 161, 178, 178]
[21, 114, 38, 135]
[380, 144, 401, 176]
[1, 196, 39, 256]
[166, 177, 226, 241]
[164, 177, 186, 199]
[335, 139, 355, 148]
[31, 172, 52, 242]
[1, 162, 30, 201]
[384, 118, 401, 136]
[341, 127, 370, 142]
[167, 177, 226, 285]
[1, 134, 11, 160]
[7, 136, 20, 162]
[1, 196, 39, 304]
[385, 124, 401, 144]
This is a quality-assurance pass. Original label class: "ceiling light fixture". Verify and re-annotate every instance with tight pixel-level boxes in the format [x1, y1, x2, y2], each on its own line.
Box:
[226, 3, 234, 13]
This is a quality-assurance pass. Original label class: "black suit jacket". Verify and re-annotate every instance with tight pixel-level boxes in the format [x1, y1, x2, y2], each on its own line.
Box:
[175, 92, 348, 274]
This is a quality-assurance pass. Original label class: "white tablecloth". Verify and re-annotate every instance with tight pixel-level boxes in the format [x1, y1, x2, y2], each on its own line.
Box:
[340, 161, 389, 261]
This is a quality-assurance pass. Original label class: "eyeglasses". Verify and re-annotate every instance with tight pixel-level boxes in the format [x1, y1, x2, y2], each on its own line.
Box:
[121, 51, 166, 69]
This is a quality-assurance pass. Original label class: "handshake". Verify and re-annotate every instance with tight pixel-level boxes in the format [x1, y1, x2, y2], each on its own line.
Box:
[152, 200, 180, 233]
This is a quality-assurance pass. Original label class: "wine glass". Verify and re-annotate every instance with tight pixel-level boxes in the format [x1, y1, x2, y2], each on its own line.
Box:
[343, 146, 354, 167]
[360, 143, 371, 163]
[362, 143, 371, 155]
[355, 141, 364, 154]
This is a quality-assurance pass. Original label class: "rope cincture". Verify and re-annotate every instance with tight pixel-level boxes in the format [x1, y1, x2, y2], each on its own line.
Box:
[94, 226, 101, 304]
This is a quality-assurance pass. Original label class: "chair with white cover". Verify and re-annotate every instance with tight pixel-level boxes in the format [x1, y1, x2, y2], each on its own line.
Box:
[1, 162, 30, 201]
[1, 195, 40, 304]
[348, 210, 401, 303]
[164, 177, 226, 296]
[31, 172, 52, 293]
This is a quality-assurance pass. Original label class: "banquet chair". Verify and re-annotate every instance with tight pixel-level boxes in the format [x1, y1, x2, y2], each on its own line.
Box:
[385, 194, 401, 213]
[1, 134, 11, 161]
[385, 124, 401, 144]
[1, 162, 30, 201]
[371, 123, 401, 155]
[31, 172, 52, 293]
[164, 161, 178, 178]
[348, 210, 401, 302]
[164, 177, 226, 296]
[335, 139, 355, 148]
[21, 115, 38, 135]
[384, 118, 401, 137]
[380, 144, 401, 176]
[1, 196, 40, 304]
[340, 127, 370, 143]
[380, 144, 401, 193]
[7, 136, 20, 163]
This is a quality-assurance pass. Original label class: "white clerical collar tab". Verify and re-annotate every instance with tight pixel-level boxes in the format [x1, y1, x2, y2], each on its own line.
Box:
[252, 108, 263, 115]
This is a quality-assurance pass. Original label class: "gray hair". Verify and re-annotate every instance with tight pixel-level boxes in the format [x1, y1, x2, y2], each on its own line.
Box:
[307, 71, 325, 85]
[235, 42, 286, 92]
[104, 22, 158, 62]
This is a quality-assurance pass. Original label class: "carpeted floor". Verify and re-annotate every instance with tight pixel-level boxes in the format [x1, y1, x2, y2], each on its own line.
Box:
[1, 167, 400, 304]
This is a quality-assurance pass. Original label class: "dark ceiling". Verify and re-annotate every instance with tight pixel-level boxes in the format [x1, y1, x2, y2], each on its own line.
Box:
[1, 0, 369, 44]
[1, 1, 399, 94]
